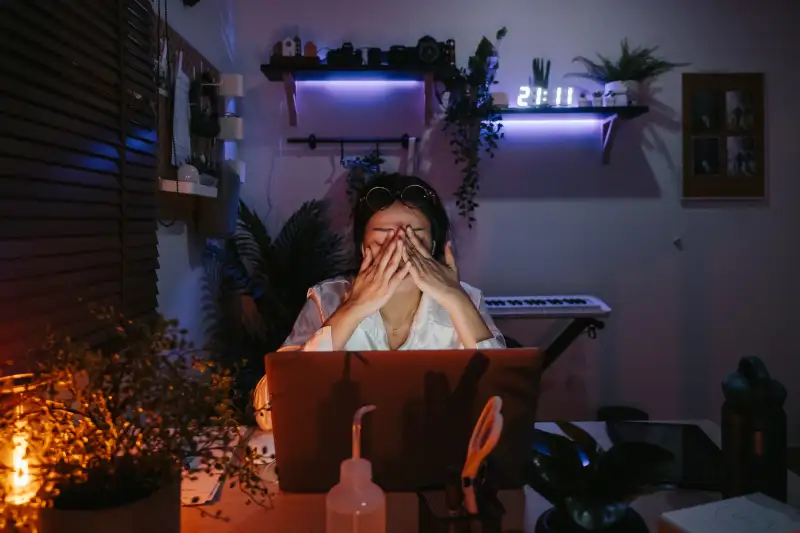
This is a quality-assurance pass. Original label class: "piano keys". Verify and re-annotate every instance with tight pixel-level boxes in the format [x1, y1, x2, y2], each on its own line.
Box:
[484, 295, 611, 319]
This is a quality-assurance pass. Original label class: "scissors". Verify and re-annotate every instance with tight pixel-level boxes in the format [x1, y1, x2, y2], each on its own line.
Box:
[461, 396, 504, 515]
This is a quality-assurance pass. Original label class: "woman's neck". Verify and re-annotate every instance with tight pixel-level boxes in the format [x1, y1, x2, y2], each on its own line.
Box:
[380, 288, 422, 328]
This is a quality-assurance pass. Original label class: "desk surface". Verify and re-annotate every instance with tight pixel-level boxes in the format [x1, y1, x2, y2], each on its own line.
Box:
[181, 419, 800, 533]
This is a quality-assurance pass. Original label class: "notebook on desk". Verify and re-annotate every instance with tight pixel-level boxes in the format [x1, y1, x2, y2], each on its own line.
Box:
[265, 348, 543, 493]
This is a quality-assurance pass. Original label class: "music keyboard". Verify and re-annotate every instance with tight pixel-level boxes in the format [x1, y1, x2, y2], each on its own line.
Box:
[484, 295, 611, 319]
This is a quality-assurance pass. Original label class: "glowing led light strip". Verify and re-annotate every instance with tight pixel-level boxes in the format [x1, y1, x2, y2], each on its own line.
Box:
[296, 80, 422, 88]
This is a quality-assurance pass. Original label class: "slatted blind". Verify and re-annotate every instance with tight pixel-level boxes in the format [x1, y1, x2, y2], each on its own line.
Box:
[0, 0, 159, 363]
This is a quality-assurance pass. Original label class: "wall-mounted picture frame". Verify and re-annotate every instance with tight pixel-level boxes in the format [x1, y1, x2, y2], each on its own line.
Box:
[681, 73, 765, 200]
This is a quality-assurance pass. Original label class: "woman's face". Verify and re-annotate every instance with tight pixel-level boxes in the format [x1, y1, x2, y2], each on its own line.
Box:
[362, 202, 432, 288]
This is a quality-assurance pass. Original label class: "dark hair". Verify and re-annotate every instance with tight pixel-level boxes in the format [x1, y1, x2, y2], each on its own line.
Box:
[352, 173, 450, 263]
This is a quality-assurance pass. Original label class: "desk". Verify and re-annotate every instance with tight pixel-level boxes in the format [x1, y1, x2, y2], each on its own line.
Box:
[181, 420, 800, 533]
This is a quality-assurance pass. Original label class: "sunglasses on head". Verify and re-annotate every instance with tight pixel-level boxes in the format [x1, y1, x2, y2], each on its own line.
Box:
[360, 184, 437, 212]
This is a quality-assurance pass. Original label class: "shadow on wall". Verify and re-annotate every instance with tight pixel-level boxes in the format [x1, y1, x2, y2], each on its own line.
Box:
[421, 83, 680, 201]
[253, 81, 680, 242]
[496, 318, 593, 421]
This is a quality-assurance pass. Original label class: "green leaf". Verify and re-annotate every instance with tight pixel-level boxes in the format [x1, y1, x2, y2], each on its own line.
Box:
[525, 429, 587, 506]
[555, 421, 602, 464]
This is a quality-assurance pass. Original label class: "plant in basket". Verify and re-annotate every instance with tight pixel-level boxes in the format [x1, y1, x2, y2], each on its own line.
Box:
[525, 422, 674, 533]
[0, 309, 270, 533]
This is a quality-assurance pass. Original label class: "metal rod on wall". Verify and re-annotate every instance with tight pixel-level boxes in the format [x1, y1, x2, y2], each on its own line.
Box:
[287, 134, 411, 150]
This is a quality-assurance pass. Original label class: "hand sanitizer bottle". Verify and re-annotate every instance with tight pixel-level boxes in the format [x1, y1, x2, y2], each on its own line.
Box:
[325, 405, 386, 533]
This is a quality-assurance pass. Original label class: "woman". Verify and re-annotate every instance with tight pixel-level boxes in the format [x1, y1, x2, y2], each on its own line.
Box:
[254, 174, 504, 429]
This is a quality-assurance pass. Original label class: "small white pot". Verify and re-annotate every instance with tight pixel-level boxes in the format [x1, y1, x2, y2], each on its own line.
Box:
[622, 80, 641, 103]
[591, 96, 603, 107]
[604, 80, 640, 105]
[605, 93, 628, 107]
[39, 481, 181, 533]
[603, 80, 626, 95]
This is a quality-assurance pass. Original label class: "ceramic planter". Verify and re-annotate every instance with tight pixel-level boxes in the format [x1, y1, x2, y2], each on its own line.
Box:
[39, 481, 181, 533]
[622, 80, 641, 103]
[603, 80, 640, 105]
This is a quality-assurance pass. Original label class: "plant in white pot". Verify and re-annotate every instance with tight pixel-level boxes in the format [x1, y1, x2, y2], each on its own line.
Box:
[569, 38, 688, 105]
[0, 310, 270, 533]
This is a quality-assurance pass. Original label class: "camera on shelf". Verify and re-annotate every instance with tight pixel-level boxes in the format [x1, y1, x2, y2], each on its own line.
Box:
[416, 36, 455, 67]
[325, 42, 364, 67]
[385, 37, 456, 69]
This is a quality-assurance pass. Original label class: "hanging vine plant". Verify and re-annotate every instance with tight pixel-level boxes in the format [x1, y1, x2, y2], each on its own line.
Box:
[439, 27, 507, 227]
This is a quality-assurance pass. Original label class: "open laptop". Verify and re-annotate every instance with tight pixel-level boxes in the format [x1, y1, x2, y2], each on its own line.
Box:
[265, 348, 543, 493]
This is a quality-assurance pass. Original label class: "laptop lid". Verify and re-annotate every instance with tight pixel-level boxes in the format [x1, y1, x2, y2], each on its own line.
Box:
[266, 348, 543, 493]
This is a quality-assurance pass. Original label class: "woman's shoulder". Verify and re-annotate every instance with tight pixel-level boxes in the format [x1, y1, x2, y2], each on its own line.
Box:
[459, 281, 487, 306]
[308, 274, 354, 299]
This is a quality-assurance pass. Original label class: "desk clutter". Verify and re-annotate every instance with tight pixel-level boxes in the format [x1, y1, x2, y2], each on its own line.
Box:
[269, 31, 456, 71]
[658, 492, 800, 533]
[322, 398, 506, 533]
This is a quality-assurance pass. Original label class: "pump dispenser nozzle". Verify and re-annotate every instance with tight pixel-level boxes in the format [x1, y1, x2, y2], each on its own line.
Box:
[327, 404, 386, 533]
[352, 404, 376, 459]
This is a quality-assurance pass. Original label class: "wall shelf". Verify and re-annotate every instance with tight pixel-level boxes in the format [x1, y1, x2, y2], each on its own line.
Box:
[501, 105, 648, 164]
[260, 64, 453, 127]
[159, 179, 218, 198]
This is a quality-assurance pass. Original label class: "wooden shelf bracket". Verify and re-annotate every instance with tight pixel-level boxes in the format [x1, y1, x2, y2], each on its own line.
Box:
[282, 72, 298, 127]
[601, 114, 619, 165]
[424, 72, 434, 126]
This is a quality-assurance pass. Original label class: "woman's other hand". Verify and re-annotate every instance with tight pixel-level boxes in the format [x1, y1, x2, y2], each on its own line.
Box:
[346, 230, 411, 317]
[403, 226, 463, 305]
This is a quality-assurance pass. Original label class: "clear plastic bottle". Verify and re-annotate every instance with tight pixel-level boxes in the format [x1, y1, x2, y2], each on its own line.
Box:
[325, 405, 386, 533]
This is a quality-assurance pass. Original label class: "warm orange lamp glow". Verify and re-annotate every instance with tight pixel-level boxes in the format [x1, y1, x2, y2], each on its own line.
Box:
[1, 375, 41, 507]
[6, 430, 35, 506]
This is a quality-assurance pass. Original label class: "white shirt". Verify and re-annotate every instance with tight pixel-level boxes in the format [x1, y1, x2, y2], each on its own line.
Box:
[282, 276, 506, 351]
[253, 275, 506, 430]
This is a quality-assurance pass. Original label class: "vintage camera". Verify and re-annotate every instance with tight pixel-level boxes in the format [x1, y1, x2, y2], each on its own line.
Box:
[366, 47, 383, 67]
[416, 36, 455, 67]
[325, 42, 363, 67]
[386, 45, 417, 67]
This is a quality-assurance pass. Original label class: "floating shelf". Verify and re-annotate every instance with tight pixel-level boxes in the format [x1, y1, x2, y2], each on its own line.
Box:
[260, 64, 454, 127]
[158, 179, 218, 198]
[501, 105, 647, 119]
[501, 105, 649, 164]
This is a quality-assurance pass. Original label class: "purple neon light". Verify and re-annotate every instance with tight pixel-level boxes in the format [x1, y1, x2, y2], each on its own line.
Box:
[295, 84, 601, 130]
[501, 118, 599, 128]
[297, 80, 422, 88]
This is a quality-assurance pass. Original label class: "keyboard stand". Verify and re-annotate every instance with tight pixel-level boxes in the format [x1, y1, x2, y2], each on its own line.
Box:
[542, 317, 605, 370]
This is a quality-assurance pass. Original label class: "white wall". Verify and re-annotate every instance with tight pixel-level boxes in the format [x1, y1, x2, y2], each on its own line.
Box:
[158, 0, 800, 439]
[155, 0, 235, 346]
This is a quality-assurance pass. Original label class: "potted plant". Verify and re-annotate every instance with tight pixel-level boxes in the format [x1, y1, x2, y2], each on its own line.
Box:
[0, 311, 270, 533]
[530, 58, 552, 93]
[439, 27, 507, 227]
[570, 38, 688, 105]
[525, 422, 674, 532]
[204, 199, 347, 425]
